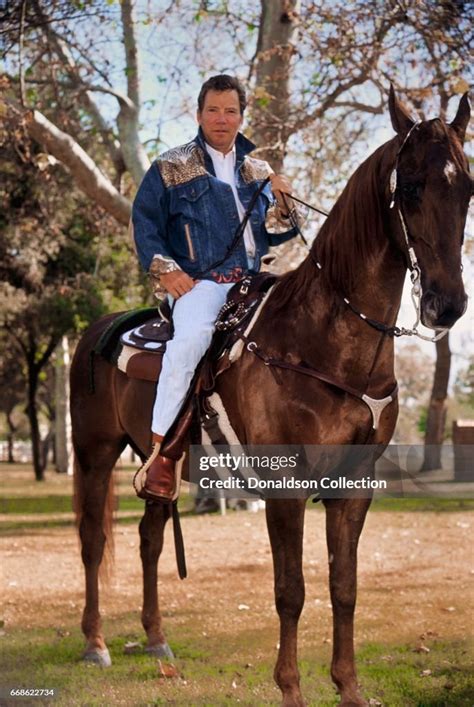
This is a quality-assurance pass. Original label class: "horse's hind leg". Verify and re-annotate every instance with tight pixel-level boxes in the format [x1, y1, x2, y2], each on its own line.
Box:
[75, 439, 125, 667]
[266, 498, 306, 707]
[139, 502, 174, 657]
[324, 497, 371, 706]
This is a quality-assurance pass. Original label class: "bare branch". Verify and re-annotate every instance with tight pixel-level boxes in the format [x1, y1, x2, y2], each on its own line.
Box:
[18, 0, 27, 106]
[332, 100, 384, 115]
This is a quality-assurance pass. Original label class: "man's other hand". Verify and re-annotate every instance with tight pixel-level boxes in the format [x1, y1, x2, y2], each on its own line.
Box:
[269, 174, 294, 215]
[160, 271, 196, 298]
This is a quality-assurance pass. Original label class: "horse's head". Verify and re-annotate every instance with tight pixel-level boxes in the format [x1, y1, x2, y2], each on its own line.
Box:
[388, 87, 471, 330]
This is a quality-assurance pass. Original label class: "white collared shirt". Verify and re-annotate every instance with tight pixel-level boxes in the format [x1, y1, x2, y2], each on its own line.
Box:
[205, 142, 256, 259]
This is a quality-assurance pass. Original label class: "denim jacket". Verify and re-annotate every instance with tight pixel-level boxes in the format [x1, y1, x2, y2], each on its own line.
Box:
[132, 129, 298, 289]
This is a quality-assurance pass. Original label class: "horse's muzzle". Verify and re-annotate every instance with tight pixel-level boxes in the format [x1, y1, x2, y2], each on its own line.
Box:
[421, 289, 468, 329]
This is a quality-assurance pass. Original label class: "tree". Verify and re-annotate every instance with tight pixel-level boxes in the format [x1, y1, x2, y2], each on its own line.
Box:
[0, 342, 27, 463]
[453, 353, 474, 410]
[393, 342, 434, 443]
[2, 1, 471, 217]
[0, 108, 139, 479]
[250, 0, 300, 172]
[420, 334, 452, 470]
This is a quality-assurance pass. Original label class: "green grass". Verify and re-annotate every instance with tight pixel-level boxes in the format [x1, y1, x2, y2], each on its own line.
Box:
[1, 493, 472, 534]
[1, 618, 473, 705]
[363, 497, 474, 512]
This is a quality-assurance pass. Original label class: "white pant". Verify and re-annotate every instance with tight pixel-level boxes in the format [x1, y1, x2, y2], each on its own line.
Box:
[152, 279, 234, 435]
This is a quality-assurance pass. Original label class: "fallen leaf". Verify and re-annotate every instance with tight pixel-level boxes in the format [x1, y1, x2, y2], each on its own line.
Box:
[413, 644, 430, 654]
[55, 628, 70, 638]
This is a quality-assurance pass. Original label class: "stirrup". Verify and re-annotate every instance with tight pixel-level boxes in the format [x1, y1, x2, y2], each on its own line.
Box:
[133, 446, 183, 502]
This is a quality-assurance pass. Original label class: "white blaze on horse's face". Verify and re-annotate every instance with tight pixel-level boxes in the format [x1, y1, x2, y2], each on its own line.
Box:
[443, 160, 457, 184]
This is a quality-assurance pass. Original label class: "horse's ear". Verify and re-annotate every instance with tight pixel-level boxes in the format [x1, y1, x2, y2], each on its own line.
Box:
[388, 84, 414, 137]
[450, 93, 470, 143]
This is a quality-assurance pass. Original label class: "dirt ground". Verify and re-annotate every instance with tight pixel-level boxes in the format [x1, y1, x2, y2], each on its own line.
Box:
[2, 505, 473, 647]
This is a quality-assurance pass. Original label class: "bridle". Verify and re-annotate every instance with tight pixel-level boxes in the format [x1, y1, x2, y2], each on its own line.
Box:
[388, 121, 449, 342]
[284, 120, 450, 343]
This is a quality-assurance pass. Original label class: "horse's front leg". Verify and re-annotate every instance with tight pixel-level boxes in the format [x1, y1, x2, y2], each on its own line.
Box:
[139, 502, 174, 657]
[324, 496, 372, 706]
[266, 498, 306, 707]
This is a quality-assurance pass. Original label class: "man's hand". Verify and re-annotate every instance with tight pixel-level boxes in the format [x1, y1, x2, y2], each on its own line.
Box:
[269, 174, 294, 215]
[159, 270, 196, 299]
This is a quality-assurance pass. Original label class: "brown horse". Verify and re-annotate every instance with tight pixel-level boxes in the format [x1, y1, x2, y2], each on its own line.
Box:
[71, 89, 471, 705]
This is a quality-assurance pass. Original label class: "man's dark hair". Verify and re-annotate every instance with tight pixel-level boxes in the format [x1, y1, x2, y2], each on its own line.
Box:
[197, 75, 247, 115]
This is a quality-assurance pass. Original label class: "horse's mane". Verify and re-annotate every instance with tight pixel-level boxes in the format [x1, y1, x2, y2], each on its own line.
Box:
[271, 139, 396, 309]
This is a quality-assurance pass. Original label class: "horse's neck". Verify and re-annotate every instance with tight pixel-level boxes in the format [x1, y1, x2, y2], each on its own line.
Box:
[278, 145, 407, 388]
[310, 140, 406, 328]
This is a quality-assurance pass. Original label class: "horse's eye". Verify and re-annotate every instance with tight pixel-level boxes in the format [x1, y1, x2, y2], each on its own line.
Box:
[400, 181, 423, 203]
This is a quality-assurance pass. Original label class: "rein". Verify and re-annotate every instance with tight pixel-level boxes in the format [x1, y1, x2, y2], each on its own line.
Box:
[193, 177, 271, 279]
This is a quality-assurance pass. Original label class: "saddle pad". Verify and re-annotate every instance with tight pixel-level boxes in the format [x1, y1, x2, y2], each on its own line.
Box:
[120, 316, 172, 352]
[117, 344, 163, 381]
[93, 307, 158, 363]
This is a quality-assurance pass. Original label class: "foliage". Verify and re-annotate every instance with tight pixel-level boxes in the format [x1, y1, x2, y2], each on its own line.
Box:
[0, 97, 144, 477]
[393, 343, 434, 443]
[453, 354, 474, 410]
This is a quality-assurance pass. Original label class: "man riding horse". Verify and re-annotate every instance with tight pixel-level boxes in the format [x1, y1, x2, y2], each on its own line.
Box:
[131, 74, 300, 502]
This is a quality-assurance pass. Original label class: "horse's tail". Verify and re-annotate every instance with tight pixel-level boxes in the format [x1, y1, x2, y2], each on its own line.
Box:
[73, 451, 116, 583]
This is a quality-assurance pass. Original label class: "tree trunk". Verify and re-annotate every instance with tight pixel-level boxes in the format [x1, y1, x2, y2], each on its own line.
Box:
[250, 0, 300, 172]
[118, 0, 150, 185]
[26, 365, 45, 481]
[6, 411, 16, 463]
[421, 333, 451, 471]
[55, 336, 73, 474]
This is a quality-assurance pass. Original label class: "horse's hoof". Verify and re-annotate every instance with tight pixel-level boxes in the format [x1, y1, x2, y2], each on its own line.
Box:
[83, 647, 112, 667]
[145, 642, 175, 659]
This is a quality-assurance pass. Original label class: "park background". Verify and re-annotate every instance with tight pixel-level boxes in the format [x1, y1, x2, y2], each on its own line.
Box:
[1, 1, 473, 705]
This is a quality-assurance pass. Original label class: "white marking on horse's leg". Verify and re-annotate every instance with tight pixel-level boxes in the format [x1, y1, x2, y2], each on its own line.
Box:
[444, 160, 457, 184]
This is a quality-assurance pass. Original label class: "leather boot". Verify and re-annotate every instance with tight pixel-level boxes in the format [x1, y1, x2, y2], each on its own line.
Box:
[136, 433, 176, 502]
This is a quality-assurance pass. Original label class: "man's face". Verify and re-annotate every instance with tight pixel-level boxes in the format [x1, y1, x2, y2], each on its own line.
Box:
[197, 89, 243, 154]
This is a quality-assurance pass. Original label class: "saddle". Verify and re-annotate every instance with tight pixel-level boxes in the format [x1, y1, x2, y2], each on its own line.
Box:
[92, 274, 277, 458]
[115, 273, 276, 383]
